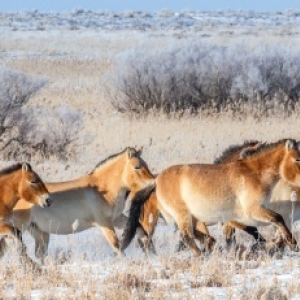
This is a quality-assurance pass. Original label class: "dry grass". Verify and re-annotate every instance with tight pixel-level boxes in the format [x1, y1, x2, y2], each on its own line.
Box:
[0, 227, 299, 299]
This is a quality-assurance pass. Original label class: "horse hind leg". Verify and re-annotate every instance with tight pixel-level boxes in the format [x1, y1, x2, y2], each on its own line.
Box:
[193, 221, 215, 253]
[176, 211, 202, 256]
[176, 219, 215, 253]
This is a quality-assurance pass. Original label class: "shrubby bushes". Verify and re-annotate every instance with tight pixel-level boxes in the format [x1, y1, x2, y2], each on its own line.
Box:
[107, 42, 300, 117]
[0, 68, 83, 160]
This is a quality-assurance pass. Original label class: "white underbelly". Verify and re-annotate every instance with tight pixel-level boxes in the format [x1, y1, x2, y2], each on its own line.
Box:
[183, 195, 237, 223]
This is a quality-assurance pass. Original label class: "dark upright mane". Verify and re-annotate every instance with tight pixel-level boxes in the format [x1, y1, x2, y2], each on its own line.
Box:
[242, 139, 289, 160]
[214, 140, 260, 164]
[0, 163, 23, 178]
[89, 148, 128, 174]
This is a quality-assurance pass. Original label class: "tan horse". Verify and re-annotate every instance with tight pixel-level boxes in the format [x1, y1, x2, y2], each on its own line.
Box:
[223, 177, 300, 247]
[0, 163, 51, 260]
[12, 148, 154, 259]
[121, 139, 300, 256]
[215, 141, 300, 247]
[128, 140, 264, 253]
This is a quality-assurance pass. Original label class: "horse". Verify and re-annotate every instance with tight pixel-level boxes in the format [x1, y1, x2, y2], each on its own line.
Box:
[0, 162, 51, 261]
[223, 178, 300, 247]
[214, 141, 300, 247]
[121, 139, 300, 256]
[125, 140, 264, 254]
[12, 148, 154, 259]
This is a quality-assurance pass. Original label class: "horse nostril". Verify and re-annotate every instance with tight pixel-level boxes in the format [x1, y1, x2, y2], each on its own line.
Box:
[46, 196, 52, 206]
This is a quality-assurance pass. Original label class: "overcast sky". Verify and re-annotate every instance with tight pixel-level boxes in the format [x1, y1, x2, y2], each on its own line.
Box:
[1, 0, 300, 12]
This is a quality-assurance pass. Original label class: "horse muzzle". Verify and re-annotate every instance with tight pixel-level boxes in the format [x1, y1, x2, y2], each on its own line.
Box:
[40, 194, 52, 207]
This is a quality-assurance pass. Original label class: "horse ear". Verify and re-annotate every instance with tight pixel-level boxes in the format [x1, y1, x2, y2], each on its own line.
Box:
[126, 147, 136, 158]
[286, 139, 296, 150]
[136, 146, 143, 156]
[22, 162, 32, 172]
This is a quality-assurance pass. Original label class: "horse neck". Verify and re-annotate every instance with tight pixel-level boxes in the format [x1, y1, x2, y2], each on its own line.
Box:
[89, 156, 126, 194]
[0, 171, 22, 210]
[244, 146, 285, 186]
[46, 176, 90, 193]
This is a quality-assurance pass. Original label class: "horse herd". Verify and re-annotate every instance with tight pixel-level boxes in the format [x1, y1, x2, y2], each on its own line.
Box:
[1, 138, 300, 266]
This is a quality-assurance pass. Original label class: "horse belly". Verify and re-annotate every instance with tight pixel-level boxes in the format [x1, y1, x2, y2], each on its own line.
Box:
[183, 192, 237, 224]
[32, 202, 93, 235]
[186, 197, 236, 223]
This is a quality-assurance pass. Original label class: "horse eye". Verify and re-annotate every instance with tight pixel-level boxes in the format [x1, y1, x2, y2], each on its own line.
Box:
[134, 166, 141, 170]
[296, 158, 300, 163]
[31, 179, 38, 184]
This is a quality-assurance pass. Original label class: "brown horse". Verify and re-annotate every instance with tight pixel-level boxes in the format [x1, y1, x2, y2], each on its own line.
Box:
[121, 139, 300, 256]
[0, 163, 51, 260]
[129, 140, 263, 253]
[12, 148, 154, 259]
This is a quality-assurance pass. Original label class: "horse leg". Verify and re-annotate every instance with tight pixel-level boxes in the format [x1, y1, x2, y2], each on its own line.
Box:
[29, 224, 50, 260]
[193, 221, 215, 253]
[176, 211, 202, 256]
[135, 225, 156, 255]
[0, 224, 25, 255]
[97, 224, 123, 256]
[223, 221, 266, 245]
[176, 219, 215, 253]
[0, 223, 39, 268]
[249, 207, 297, 249]
[0, 238, 7, 258]
[223, 222, 236, 246]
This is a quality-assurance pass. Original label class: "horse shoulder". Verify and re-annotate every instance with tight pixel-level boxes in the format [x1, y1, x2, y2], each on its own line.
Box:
[12, 199, 32, 230]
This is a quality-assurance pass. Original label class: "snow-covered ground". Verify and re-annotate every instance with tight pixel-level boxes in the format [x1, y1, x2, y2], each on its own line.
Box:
[0, 217, 299, 299]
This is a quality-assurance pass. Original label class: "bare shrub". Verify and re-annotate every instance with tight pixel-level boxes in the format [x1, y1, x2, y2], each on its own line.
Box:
[9, 106, 83, 160]
[0, 67, 83, 161]
[0, 68, 47, 151]
[107, 42, 300, 117]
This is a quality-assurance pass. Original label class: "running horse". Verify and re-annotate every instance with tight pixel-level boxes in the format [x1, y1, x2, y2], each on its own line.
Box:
[0, 163, 51, 261]
[122, 139, 300, 256]
[12, 148, 154, 259]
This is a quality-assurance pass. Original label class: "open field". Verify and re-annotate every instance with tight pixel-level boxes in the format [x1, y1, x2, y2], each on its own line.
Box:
[1, 10, 300, 299]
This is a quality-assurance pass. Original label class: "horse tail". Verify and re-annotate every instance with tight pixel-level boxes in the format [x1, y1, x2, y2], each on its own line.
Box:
[121, 183, 156, 251]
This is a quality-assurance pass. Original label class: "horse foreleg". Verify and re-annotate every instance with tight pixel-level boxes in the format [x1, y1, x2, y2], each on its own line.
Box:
[0, 223, 25, 255]
[29, 224, 50, 260]
[136, 226, 157, 255]
[223, 221, 266, 245]
[98, 224, 123, 257]
[250, 207, 297, 249]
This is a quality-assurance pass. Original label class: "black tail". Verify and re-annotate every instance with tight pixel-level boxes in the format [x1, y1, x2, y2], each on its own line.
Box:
[121, 183, 156, 251]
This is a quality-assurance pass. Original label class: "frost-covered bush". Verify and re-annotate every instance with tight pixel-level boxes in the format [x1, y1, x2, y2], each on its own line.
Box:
[0, 68, 83, 160]
[16, 106, 83, 160]
[107, 42, 300, 116]
[0, 68, 47, 150]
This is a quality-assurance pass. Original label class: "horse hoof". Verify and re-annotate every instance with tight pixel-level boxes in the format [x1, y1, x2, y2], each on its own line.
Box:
[175, 241, 187, 253]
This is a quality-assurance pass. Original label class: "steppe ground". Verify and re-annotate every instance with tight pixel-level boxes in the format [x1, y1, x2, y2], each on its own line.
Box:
[1, 18, 300, 299]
